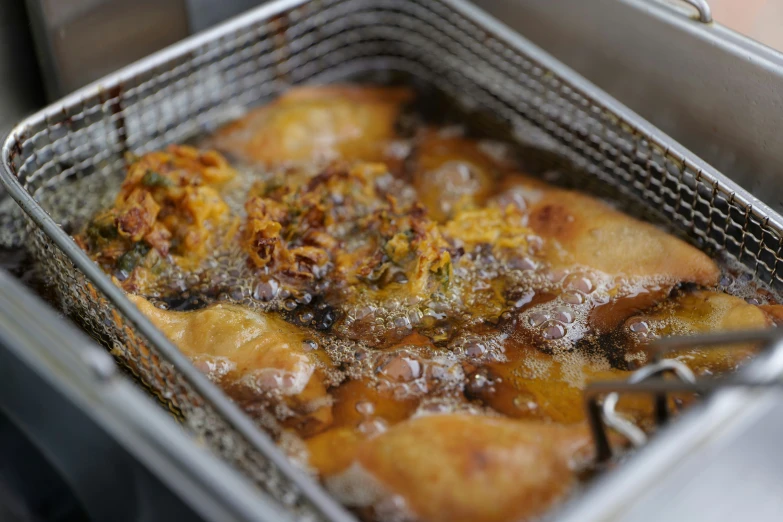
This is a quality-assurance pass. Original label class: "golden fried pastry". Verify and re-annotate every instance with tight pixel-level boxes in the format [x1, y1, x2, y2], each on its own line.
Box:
[411, 131, 503, 222]
[305, 378, 421, 476]
[327, 414, 594, 522]
[624, 290, 772, 374]
[527, 187, 720, 286]
[760, 304, 783, 326]
[211, 85, 413, 165]
[479, 343, 630, 424]
[129, 295, 333, 435]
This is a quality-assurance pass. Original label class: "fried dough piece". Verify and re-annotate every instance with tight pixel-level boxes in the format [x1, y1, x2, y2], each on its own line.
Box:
[129, 295, 333, 435]
[305, 378, 420, 476]
[527, 187, 720, 286]
[492, 174, 719, 286]
[490, 175, 720, 334]
[760, 304, 783, 326]
[624, 290, 772, 374]
[328, 414, 594, 522]
[479, 344, 631, 424]
[211, 86, 413, 165]
[412, 131, 502, 222]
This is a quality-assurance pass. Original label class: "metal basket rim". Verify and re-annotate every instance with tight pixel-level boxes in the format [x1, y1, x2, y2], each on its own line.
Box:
[2, 0, 783, 521]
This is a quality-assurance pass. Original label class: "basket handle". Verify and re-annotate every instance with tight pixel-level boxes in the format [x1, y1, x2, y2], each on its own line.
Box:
[677, 0, 713, 23]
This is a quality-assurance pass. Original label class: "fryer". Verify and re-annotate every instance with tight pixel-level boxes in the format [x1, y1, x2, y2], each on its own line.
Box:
[2, 0, 783, 520]
[0, 268, 290, 522]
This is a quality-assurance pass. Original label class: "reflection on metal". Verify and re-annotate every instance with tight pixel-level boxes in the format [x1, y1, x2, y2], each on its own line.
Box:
[25, 0, 190, 98]
[23, 0, 275, 99]
[475, 0, 783, 214]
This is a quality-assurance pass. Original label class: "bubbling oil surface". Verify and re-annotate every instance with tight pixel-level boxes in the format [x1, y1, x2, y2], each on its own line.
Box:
[124, 150, 775, 398]
[59, 89, 782, 522]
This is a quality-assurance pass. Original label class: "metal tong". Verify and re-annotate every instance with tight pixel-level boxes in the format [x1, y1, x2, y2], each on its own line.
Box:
[585, 327, 783, 462]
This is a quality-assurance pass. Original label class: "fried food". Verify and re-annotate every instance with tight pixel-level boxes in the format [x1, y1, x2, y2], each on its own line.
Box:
[129, 294, 333, 435]
[240, 161, 455, 338]
[327, 414, 594, 522]
[474, 343, 630, 423]
[624, 290, 772, 374]
[211, 85, 413, 165]
[75, 145, 237, 291]
[530, 190, 719, 286]
[75, 85, 781, 522]
[411, 130, 503, 222]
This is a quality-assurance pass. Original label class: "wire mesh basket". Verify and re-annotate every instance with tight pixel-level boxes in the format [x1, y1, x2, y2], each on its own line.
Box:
[3, 0, 783, 520]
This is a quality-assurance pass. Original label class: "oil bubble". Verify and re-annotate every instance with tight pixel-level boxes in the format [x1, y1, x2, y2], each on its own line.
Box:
[542, 321, 565, 340]
[552, 306, 575, 324]
[513, 393, 538, 411]
[529, 311, 550, 327]
[377, 353, 423, 382]
[509, 257, 537, 271]
[465, 367, 497, 398]
[564, 273, 593, 294]
[357, 418, 388, 437]
[355, 401, 375, 416]
[464, 341, 487, 358]
[253, 278, 279, 301]
[628, 319, 649, 334]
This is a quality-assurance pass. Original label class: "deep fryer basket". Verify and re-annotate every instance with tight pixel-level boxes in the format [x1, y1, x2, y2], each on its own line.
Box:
[3, 0, 783, 520]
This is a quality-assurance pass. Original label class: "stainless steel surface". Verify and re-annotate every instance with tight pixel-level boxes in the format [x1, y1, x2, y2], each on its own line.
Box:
[588, 326, 783, 463]
[565, 343, 783, 522]
[599, 359, 696, 456]
[4, 0, 783, 520]
[24, 0, 275, 100]
[475, 0, 783, 213]
[25, 0, 190, 98]
[0, 269, 290, 522]
[605, 388, 783, 522]
[650, 326, 783, 351]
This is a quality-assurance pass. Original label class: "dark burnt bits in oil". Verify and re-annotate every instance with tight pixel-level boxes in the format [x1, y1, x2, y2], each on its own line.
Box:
[282, 294, 337, 332]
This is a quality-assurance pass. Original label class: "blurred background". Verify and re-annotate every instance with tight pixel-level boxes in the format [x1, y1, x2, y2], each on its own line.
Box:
[711, 0, 783, 50]
[2, 0, 781, 126]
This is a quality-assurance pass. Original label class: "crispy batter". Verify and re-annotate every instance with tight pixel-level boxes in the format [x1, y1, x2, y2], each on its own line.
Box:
[211, 85, 413, 165]
[443, 204, 530, 257]
[328, 414, 594, 522]
[129, 294, 333, 435]
[76, 145, 237, 290]
[241, 162, 453, 301]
